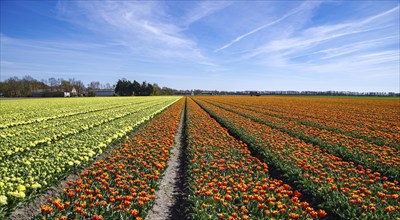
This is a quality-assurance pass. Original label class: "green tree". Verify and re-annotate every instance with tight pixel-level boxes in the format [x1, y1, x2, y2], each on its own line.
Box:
[115, 79, 133, 96]
[146, 83, 153, 96]
[132, 80, 140, 96]
[152, 83, 161, 96]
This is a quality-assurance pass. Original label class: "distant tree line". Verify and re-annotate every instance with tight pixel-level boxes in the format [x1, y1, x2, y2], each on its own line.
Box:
[257, 90, 400, 97]
[2, 75, 397, 97]
[186, 90, 399, 97]
[114, 79, 175, 96]
[0, 76, 87, 97]
[0, 76, 46, 97]
[167, 89, 400, 97]
[0, 76, 115, 97]
[0, 75, 176, 97]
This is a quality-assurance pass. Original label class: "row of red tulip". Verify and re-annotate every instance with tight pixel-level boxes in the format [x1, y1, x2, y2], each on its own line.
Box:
[200, 96, 399, 149]
[198, 97, 399, 180]
[193, 97, 399, 219]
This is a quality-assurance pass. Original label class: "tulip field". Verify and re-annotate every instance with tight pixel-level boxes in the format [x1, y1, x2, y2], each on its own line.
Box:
[0, 97, 180, 218]
[192, 96, 399, 219]
[1, 96, 399, 219]
[185, 98, 326, 219]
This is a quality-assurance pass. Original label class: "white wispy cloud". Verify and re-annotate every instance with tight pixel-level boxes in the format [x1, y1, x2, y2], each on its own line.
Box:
[240, 5, 399, 62]
[217, 4, 399, 92]
[181, 1, 231, 26]
[214, 1, 321, 53]
[57, 1, 216, 66]
[287, 35, 398, 61]
[0, 34, 128, 60]
[297, 50, 399, 81]
[317, 36, 398, 60]
[0, 34, 135, 78]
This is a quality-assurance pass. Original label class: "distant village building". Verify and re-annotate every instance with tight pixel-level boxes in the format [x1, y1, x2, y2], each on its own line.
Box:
[94, 89, 115, 96]
[249, 91, 261, 96]
[32, 89, 46, 97]
[201, 91, 214, 95]
[64, 87, 80, 97]
[70, 87, 78, 96]
[32, 87, 77, 97]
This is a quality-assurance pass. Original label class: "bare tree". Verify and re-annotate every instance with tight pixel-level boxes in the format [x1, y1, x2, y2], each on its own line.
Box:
[75, 80, 85, 96]
[61, 80, 72, 92]
[48, 78, 57, 92]
[41, 79, 48, 90]
[88, 81, 100, 90]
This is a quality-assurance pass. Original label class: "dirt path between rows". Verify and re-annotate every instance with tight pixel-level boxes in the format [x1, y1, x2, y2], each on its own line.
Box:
[145, 102, 189, 220]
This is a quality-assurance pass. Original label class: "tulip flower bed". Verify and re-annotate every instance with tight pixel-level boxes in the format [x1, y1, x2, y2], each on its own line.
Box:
[193, 97, 400, 219]
[198, 97, 399, 180]
[185, 98, 326, 219]
[199, 96, 399, 149]
[0, 98, 163, 159]
[2, 95, 398, 219]
[0, 97, 154, 129]
[0, 97, 180, 218]
[33, 98, 184, 219]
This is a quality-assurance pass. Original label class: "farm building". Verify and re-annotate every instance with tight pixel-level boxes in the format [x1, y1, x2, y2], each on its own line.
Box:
[201, 91, 214, 95]
[249, 91, 261, 96]
[94, 89, 115, 96]
[70, 87, 78, 96]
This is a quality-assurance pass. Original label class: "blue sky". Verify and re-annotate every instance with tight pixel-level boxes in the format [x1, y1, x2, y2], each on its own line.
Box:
[1, 1, 399, 92]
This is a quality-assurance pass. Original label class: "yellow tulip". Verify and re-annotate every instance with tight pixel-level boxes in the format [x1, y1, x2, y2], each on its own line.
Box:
[0, 195, 7, 205]
[31, 183, 41, 189]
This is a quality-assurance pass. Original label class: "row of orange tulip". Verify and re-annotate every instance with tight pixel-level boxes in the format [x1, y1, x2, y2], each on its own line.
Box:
[198, 97, 399, 179]
[185, 98, 326, 219]
[250, 97, 399, 134]
[200, 96, 399, 149]
[193, 97, 399, 219]
[35, 98, 184, 220]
